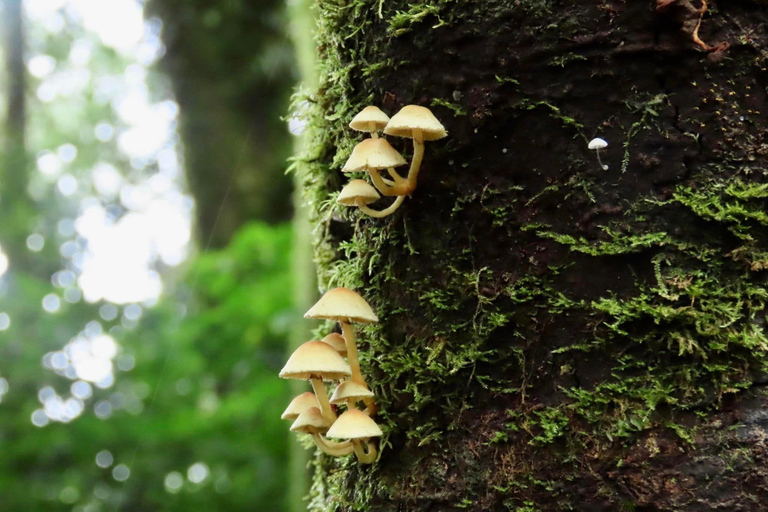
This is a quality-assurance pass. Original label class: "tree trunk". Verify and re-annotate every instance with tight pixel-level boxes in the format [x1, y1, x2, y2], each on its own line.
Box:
[147, 0, 297, 247]
[1, 0, 34, 268]
[296, 1, 768, 510]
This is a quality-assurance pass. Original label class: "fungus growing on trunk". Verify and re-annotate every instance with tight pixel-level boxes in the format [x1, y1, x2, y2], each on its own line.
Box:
[304, 287, 378, 412]
[343, 138, 408, 198]
[320, 332, 348, 357]
[330, 380, 376, 413]
[281, 391, 320, 421]
[337, 179, 405, 218]
[349, 106, 390, 138]
[290, 407, 354, 457]
[279, 340, 351, 424]
[383, 105, 447, 195]
[326, 409, 383, 464]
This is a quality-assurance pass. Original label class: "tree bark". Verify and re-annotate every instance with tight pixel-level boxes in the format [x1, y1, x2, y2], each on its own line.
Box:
[297, 1, 768, 510]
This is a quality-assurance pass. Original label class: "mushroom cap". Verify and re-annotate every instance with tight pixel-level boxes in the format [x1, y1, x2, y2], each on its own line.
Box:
[304, 287, 379, 324]
[588, 138, 608, 150]
[383, 105, 447, 141]
[342, 138, 407, 173]
[321, 333, 348, 357]
[290, 407, 330, 434]
[330, 381, 375, 405]
[337, 179, 380, 207]
[349, 106, 390, 133]
[281, 392, 320, 421]
[326, 409, 383, 439]
[279, 340, 352, 381]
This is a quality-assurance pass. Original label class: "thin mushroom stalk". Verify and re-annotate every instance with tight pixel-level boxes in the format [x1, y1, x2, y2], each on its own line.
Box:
[312, 434, 354, 456]
[311, 377, 337, 424]
[340, 321, 365, 386]
[352, 439, 377, 464]
[387, 168, 407, 185]
[595, 148, 608, 171]
[340, 321, 376, 410]
[355, 195, 405, 218]
[369, 168, 404, 197]
[383, 130, 424, 196]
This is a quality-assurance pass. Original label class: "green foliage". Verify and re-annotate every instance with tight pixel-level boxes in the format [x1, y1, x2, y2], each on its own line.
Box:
[0, 222, 295, 511]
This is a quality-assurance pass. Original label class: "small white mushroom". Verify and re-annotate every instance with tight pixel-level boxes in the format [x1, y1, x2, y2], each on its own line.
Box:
[588, 137, 609, 170]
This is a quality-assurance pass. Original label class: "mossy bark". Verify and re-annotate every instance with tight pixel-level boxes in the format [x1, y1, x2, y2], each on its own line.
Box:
[295, 1, 768, 510]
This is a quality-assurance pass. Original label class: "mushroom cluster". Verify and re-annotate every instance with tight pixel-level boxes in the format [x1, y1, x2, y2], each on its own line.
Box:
[279, 287, 383, 464]
[338, 105, 447, 218]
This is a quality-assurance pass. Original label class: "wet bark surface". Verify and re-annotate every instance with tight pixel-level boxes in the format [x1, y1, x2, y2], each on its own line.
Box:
[302, 1, 768, 510]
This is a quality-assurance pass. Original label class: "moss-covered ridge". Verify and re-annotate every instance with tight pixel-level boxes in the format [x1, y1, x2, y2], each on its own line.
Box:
[291, 0, 768, 510]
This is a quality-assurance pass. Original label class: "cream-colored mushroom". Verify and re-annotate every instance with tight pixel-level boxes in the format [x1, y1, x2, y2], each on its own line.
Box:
[349, 106, 403, 186]
[330, 380, 376, 416]
[281, 391, 320, 421]
[320, 333, 348, 357]
[305, 287, 376, 385]
[343, 138, 408, 197]
[337, 179, 405, 219]
[279, 340, 351, 424]
[383, 105, 447, 195]
[290, 407, 354, 457]
[326, 409, 383, 464]
[350, 106, 390, 139]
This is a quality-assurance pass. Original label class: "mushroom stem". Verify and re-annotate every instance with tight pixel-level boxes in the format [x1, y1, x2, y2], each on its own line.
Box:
[369, 123, 378, 138]
[356, 196, 405, 218]
[312, 434, 354, 456]
[369, 168, 402, 197]
[383, 132, 424, 195]
[387, 167, 407, 184]
[381, 175, 397, 187]
[340, 321, 376, 411]
[311, 378, 337, 424]
[340, 321, 365, 386]
[352, 439, 378, 464]
[595, 149, 608, 170]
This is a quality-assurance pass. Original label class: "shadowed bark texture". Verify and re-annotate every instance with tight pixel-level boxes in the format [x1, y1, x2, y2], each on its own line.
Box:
[295, 1, 768, 510]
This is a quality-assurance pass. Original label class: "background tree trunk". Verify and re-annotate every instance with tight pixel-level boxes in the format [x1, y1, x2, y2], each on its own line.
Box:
[147, 0, 297, 247]
[1, 0, 34, 269]
[297, 1, 768, 510]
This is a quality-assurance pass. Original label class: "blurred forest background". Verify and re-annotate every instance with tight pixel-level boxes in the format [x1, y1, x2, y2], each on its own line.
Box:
[0, 0, 315, 510]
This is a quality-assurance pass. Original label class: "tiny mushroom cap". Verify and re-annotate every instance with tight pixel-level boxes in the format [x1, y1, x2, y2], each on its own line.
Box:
[281, 392, 320, 421]
[384, 105, 447, 141]
[304, 287, 379, 324]
[326, 409, 383, 439]
[337, 179, 380, 207]
[342, 138, 407, 173]
[290, 407, 330, 434]
[279, 340, 352, 381]
[349, 106, 390, 133]
[330, 380, 375, 405]
[588, 138, 608, 150]
[321, 332, 348, 357]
